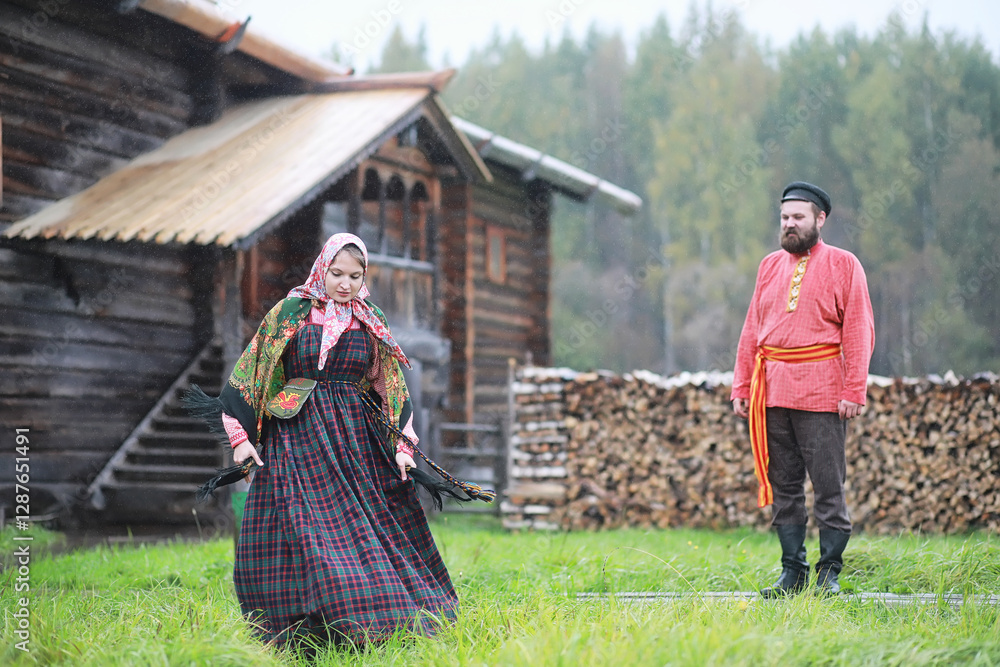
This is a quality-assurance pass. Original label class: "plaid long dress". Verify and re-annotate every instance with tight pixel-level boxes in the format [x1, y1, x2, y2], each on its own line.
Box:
[234, 322, 458, 645]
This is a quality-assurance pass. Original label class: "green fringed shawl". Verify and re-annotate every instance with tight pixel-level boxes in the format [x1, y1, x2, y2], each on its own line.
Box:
[219, 297, 411, 448]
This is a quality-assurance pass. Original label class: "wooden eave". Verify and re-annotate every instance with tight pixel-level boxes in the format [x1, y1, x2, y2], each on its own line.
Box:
[3, 88, 491, 248]
[138, 0, 352, 81]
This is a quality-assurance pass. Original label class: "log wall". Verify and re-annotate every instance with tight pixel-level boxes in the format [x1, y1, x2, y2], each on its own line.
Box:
[0, 240, 212, 510]
[457, 169, 551, 425]
[0, 0, 296, 226]
[503, 367, 1000, 534]
[0, 0, 301, 520]
[0, 0, 193, 223]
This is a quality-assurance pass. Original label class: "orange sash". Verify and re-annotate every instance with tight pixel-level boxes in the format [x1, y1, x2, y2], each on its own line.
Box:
[749, 343, 842, 507]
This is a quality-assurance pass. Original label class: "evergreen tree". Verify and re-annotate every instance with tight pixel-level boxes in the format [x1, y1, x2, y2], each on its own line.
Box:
[367, 8, 1000, 375]
[369, 24, 431, 73]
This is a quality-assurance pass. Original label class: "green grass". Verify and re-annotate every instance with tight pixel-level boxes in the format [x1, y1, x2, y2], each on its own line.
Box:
[2, 516, 998, 666]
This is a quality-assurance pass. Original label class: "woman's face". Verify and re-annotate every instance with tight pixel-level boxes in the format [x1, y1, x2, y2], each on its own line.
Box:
[325, 250, 365, 303]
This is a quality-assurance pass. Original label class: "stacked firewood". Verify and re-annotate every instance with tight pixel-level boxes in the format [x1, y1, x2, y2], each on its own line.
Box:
[501, 367, 578, 531]
[849, 378, 1000, 533]
[502, 368, 1000, 534]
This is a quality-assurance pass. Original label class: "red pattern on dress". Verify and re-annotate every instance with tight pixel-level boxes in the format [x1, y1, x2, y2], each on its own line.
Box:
[223, 412, 249, 448]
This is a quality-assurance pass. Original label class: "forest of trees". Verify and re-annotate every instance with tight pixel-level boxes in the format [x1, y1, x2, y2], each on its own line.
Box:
[359, 7, 1000, 378]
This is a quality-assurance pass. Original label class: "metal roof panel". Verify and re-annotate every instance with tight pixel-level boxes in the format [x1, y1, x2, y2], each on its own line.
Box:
[4, 89, 434, 246]
[451, 116, 642, 215]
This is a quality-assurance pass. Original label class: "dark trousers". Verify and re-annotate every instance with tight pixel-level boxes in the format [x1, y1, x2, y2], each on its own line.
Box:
[766, 407, 851, 533]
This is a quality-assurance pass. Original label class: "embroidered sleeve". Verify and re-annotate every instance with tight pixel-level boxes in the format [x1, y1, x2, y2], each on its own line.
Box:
[222, 412, 249, 448]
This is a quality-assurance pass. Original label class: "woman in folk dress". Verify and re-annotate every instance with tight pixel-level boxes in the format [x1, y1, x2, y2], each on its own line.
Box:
[195, 233, 490, 646]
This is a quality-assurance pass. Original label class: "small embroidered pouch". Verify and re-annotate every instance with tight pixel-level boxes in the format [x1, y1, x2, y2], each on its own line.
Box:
[265, 378, 317, 419]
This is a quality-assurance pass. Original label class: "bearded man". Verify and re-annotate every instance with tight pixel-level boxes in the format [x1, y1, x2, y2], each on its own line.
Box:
[731, 181, 875, 596]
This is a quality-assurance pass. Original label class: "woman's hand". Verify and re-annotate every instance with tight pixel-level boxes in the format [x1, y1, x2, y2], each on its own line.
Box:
[233, 440, 263, 466]
[395, 451, 416, 480]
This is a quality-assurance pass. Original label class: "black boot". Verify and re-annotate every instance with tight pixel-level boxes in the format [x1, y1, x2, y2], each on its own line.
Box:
[760, 524, 809, 598]
[815, 529, 850, 595]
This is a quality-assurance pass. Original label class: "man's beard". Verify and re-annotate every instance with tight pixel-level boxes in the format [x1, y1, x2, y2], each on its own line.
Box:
[780, 223, 820, 253]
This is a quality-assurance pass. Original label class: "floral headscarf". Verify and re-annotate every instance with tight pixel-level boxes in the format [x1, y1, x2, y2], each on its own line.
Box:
[287, 233, 410, 370]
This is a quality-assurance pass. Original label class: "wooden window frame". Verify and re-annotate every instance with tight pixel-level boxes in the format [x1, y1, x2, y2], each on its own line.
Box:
[486, 224, 507, 284]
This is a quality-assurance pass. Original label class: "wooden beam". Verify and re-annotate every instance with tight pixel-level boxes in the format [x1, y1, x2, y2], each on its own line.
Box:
[308, 70, 456, 94]
[221, 249, 244, 379]
[138, 0, 352, 81]
[465, 196, 476, 429]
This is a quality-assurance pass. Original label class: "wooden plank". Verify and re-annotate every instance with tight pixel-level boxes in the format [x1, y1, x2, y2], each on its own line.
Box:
[472, 309, 534, 329]
[0, 339, 189, 373]
[0, 397, 162, 430]
[0, 281, 195, 327]
[0, 365, 176, 399]
[0, 451, 111, 484]
[0, 252, 194, 299]
[1, 158, 96, 199]
[2, 123, 129, 176]
[0, 41, 193, 120]
[0, 97, 164, 158]
[0, 423, 134, 451]
[0, 3, 190, 89]
[472, 175, 531, 205]
[0, 312, 194, 353]
[473, 335, 529, 356]
[0, 71, 186, 139]
[0, 247, 55, 278]
[37, 241, 189, 273]
[0, 190, 53, 221]
[472, 287, 534, 312]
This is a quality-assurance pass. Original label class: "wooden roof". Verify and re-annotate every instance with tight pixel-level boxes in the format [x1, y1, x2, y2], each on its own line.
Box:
[139, 0, 352, 80]
[4, 88, 490, 247]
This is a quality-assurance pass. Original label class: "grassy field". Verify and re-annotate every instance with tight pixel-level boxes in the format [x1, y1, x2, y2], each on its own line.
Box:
[2, 516, 999, 666]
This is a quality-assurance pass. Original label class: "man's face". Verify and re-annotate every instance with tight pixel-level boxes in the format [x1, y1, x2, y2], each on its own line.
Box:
[779, 200, 824, 253]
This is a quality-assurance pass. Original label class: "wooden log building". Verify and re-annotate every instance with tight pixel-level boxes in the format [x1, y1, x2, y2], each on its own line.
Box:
[0, 0, 641, 526]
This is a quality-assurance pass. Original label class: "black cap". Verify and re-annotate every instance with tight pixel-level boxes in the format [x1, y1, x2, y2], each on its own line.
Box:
[781, 181, 831, 216]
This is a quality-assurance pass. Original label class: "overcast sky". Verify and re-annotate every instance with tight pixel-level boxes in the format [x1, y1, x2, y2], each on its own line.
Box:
[230, 0, 1000, 72]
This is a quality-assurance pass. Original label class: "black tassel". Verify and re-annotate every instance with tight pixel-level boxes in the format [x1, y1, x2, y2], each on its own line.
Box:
[181, 385, 229, 442]
[196, 459, 257, 502]
[183, 385, 264, 501]
[408, 468, 477, 512]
